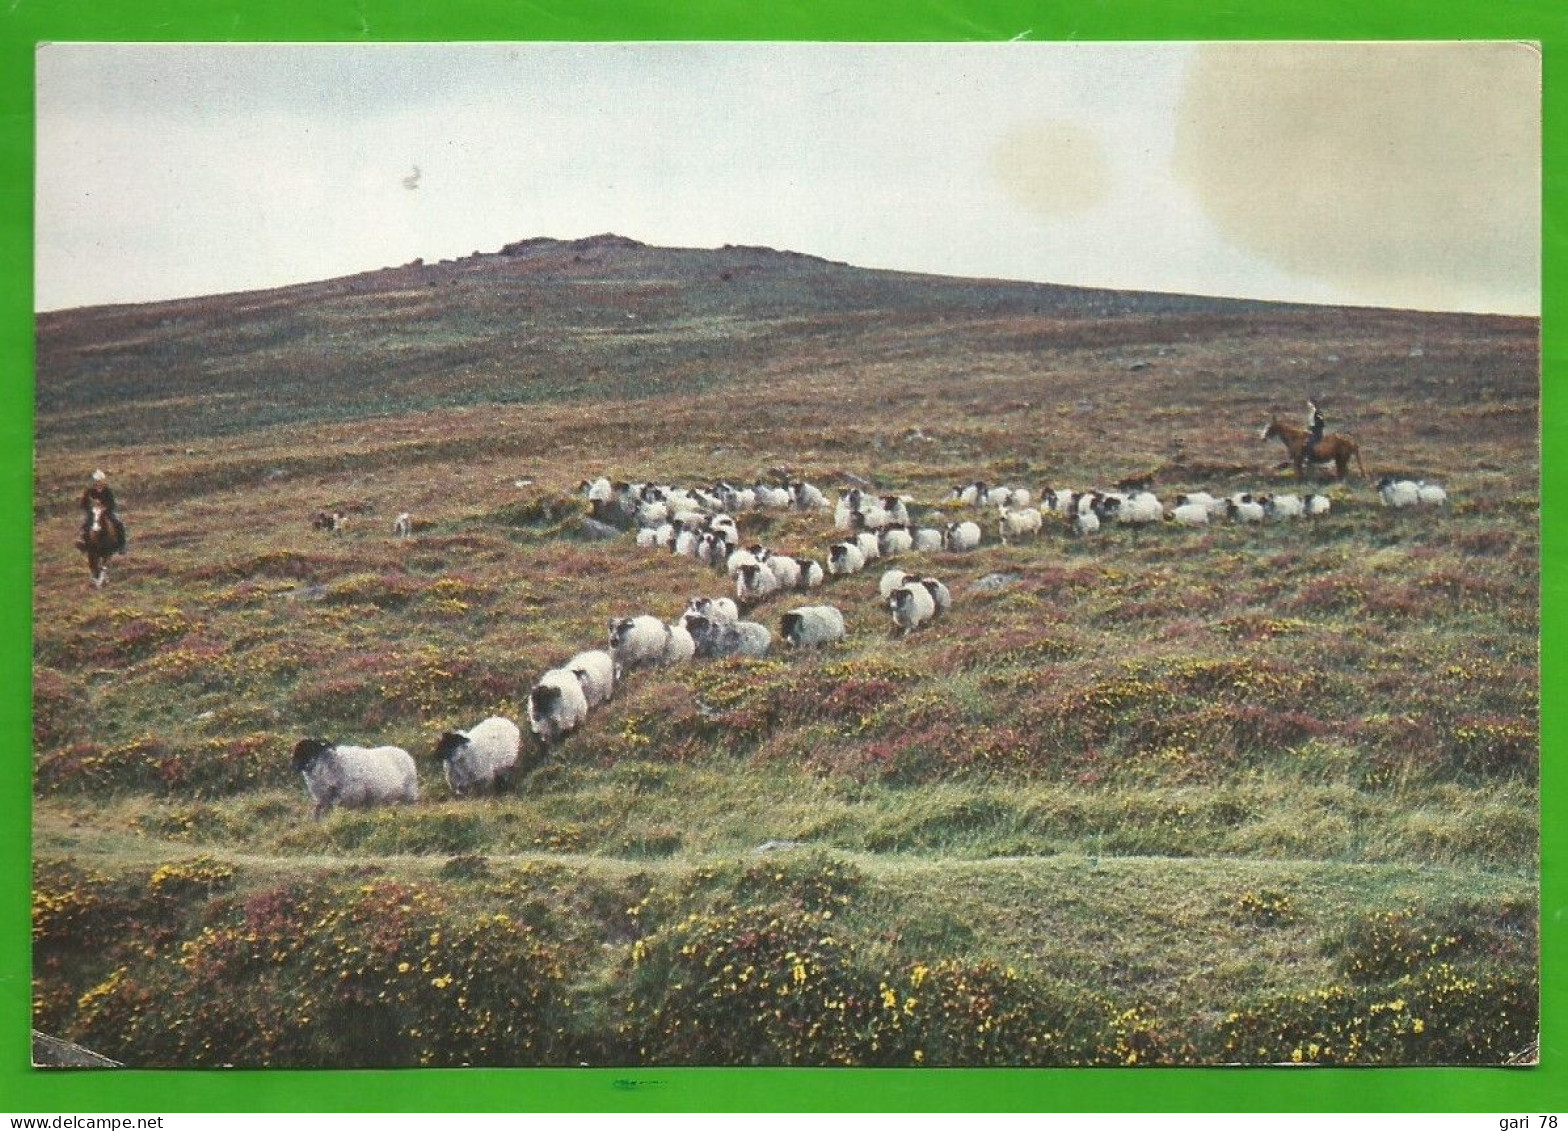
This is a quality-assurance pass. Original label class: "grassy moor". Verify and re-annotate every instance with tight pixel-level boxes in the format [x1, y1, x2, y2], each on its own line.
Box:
[32, 236, 1539, 1067]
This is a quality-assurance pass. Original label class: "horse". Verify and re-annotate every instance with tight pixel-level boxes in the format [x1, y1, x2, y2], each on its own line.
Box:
[80, 501, 123, 588]
[1260, 419, 1367, 481]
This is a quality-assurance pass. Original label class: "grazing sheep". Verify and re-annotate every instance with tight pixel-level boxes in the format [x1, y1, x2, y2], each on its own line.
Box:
[853, 530, 882, 562]
[433, 716, 521, 796]
[1417, 481, 1449, 506]
[879, 568, 911, 600]
[528, 669, 590, 746]
[392, 512, 413, 538]
[1166, 502, 1210, 527]
[609, 615, 670, 669]
[880, 495, 913, 525]
[291, 738, 418, 819]
[1072, 509, 1101, 536]
[919, 577, 952, 618]
[943, 521, 982, 552]
[726, 547, 760, 577]
[567, 649, 617, 708]
[686, 595, 740, 625]
[913, 527, 945, 553]
[998, 505, 1043, 543]
[766, 555, 803, 589]
[1175, 491, 1225, 518]
[685, 614, 772, 659]
[888, 582, 938, 635]
[780, 605, 847, 648]
[796, 558, 826, 590]
[1227, 498, 1266, 523]
[1378, 477, 1421, 509]
[879, 525, 915, 557]
[663, 620, 697, 665]
[1117, 492, 1163, 526]
[828, 541, 867, 577]
[952, 483, 984, 506]
[1306, 494, 1332, 517]
[1263, 493, 1305, 520]
[791, 481, 829, 510]
[737, 561, 781, 605]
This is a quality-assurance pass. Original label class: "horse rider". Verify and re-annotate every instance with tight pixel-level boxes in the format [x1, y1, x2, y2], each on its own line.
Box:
[1303, 400, 1326, 463]
[77, 469, 126, 553]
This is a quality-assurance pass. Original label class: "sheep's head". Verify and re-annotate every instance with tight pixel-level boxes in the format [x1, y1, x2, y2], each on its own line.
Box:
[888, 587, 912, 612]
[780, 612, 803, 645]
[684, 613, 714, 642]
[529, 683, 562, 716]
[608, 618, 632, 649]
[291, 738, 333, 773]
[432, 731, 468, 762]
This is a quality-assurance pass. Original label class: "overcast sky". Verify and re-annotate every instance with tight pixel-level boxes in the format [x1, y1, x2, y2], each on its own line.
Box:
[35, 41, 1540, 315]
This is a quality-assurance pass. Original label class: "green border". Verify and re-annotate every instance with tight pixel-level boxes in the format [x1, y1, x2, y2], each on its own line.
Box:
[2, 0, 1560, 1113]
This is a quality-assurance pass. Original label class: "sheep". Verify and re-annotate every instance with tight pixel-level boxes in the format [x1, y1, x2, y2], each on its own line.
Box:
[635, 527, 660, 549]
[878, 568, 910, 600]
[312, 510, 346, 533]
[1175, 491, 1225, 518]
[1378, 477, 1421, 509]
[888, 582, 937, 635]
[1263, 493, 1305, 520]
[726, 547, 760, 577]
[674, 529, 700, 557]
[853, 531, 882, 562]
[828, 541, 867, 576]
[392, 512, 413, 539]
[765, 555, 803, 589]
[1417, 481, 1449, 506]
[291, 738, 418, 819]
[528, 668, 590, 745]
[780, 605, 846, 648]
[736, 561, 781, 605]
[951, 482, 984, 506]
[791, 481, 828, 510]
[998, 505, 1043, 543]
[796, 558, 825, 590]
[879, 495, 913, 525]
[943, 521, 982, 552]
[663, 620, 696, 665]
[684, 614, 772, 659]
[834, 489, 862, 531]
[1306, 494, 1332, 517]
[1227, 498, 1266, 523]
[1117, 492, 1163, 526]
[878, 524, 915, 558]
[753, 482, 793, 509]
[919, 577, 952, 618]
[1166, 502, 1210, 527]
[567, 649, 617, 708]
[433, 716, 521, 796]
[686, 596, 740, 625]
[913, 527, 945, 554]
[1072, 509, 1101, 536]
[609, 615, 670, 669]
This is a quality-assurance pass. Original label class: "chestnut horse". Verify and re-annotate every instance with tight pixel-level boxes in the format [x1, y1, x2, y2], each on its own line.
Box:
[1260, 419, 1367, 481]
[80, 501, 123, 588]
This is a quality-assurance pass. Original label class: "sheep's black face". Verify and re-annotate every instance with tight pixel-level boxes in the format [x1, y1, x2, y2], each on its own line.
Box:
[781, 612, 802, 644]
[920, 580, 942, 601]
[292, 738, 332, 773]
[608, 619, 630, 649]
[685, 614, 713, 642]
[829, 545, 847, 565]
[888, 589, 909, 612]
[530, 685, 561, 715]
[433, 731, 468, 762]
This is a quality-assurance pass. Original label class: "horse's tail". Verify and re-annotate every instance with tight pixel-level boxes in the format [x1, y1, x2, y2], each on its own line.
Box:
[1352, 441, 1367, 480]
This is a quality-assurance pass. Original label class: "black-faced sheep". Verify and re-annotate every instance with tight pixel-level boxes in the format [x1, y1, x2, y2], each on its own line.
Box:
[432, 716, 521, 796]
[291, 738, 418, 819]
[919, 577, 952, 618]
[780, 605, 846, 648]
[888, 582, 937, 635]
[528, 669, 589, 746]
[609, 615, 670, 669]
[567, 649, 618, 708]
[684, 614, 772, 659]
[943, 521, 982, 552]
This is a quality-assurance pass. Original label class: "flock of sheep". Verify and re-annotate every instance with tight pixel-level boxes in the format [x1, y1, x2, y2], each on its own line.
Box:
[291, 467, 1450, 819]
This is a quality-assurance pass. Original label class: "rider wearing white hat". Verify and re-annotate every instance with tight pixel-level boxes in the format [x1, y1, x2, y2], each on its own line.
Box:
[78, 469, 125, 552]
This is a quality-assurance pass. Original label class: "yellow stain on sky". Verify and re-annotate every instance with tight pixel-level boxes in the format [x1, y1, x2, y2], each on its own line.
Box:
[1174, 42, 1539, 315]
[991, 119, 1113, 218]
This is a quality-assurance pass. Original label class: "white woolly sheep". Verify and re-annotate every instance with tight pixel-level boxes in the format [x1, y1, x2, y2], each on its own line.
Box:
[1175, 492, 1225, 518]
[686, 596, 739, 625]
[780, 605, 846, 648]
[1072, 508, 1101, 536]
[528, 668, 590, 746]
[998, 505, 1043, 543]
[1378, 477, 1421, 509]
[943, 521, 982, 552]
[567, 649, 617, 708]
[1117, 492, 1163, 526]
[913, 527, 945, 553]
[1166, 502, 1210, 527]
[684, 614, 773, 659]
[736, 561, 781, 604]
[853, 530, 882, 561]
[663, 620, 696, 665]
[919, 577, 952, 617]
[879, 525, 915, 557]
[392, 512, 413, 539]
[635, 527, 660, 549]
[796, 559, 825, 590]
[828, 541, 867, 576]
[1417, 481, 1449, 506]
[880, 496, 913, 525]
[609, 614, 670, 669]
[1227, 498, 1266, 523]
[766, 555, 803, 589]
[726, 547, 760, 577]
[1306, 494, 1332, 517]
[433, 716, 521, 796]
[1264, 493, 1305, 520]
[292, 738, 419, 819]
[888, 582, 937, 635]
[792, 481, 828, 510]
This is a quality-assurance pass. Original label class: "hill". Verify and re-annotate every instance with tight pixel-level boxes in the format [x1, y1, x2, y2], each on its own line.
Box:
[32, 238, 1539, 1067]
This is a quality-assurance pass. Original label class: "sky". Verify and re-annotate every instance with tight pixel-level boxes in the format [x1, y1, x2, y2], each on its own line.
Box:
[34, 41, 1541, 315]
